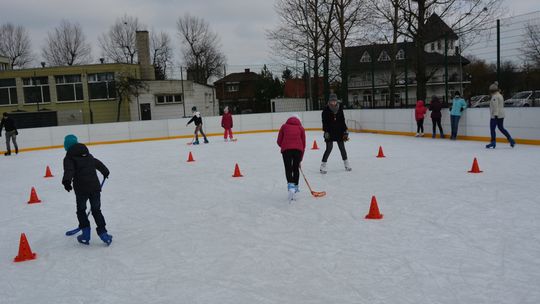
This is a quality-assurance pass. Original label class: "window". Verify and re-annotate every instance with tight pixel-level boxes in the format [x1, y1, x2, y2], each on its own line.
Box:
[155, 94, 183, 105]
[360, 51, 371, 63]
[88, 72, 116, 100]
[0, 78, 17, 105]
[226, 83, 239, 92]
[23, 76, 50, 104]
[378, 50, 391, 62]
[396, 49, 405, 60]
[55, 74, 83, 102]
[437, 40, 442, 50]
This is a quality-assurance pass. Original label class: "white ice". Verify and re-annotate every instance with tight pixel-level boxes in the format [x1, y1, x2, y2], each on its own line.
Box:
[1, 131, 540, 304]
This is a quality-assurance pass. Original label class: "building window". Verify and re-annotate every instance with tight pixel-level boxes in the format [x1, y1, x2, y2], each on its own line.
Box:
[437, 40, 442, 50]
[55, 74, 83, 102]
[23, 76, 50, 104]
[226, 83, 239, 92]
[155, 94, 183, 105]
[396, 49, 405, 60]
[378, 51, 391, 62]
[88, 72, 116, 100]
[360, 51, 371, 63]
[0, 78, 17, 106]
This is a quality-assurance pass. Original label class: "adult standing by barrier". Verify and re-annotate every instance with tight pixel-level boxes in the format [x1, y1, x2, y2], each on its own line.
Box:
[320, 93, 351, 174]
[486, 82, 515, 149]
[429, 96, 444, 138]
[0, 112, 19, 156]
[449, 91, 467, 140]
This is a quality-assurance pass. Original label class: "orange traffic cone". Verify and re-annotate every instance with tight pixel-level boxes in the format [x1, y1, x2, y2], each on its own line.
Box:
[13, 233, 37, 263]
[44, 166, 54, 178]
[468, 157, 483, 173]
[311, 140, 319, 150]
[365, 196, 383, 219]
[376, 146, 386, 158]
[187, 151, 195, 162]
[232, 163, 243, 177]
[28, 187, 41, 204]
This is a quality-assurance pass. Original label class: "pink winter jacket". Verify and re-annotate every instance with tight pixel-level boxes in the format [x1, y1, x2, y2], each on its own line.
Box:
[277, 117, 306, 159]
[415, 100, 427, 121]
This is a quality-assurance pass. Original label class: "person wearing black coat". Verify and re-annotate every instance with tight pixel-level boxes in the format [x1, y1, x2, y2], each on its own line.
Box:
[320, 94, 351, 173]
[429, 96, 444, 138]
[62, 134, 112, 245]
[0, 112, 19, 155]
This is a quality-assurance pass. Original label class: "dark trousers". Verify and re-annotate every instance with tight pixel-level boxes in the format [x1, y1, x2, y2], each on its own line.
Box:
[322, 141, 348, 162]
[416, 119, 424, 133]
[450, 115, 461, 139]
[195, 124, 207, 141]
[431, 117, 444, 136]
[490, 118, 513, 143]
[76, 192, 107, 235]
[282, 149, 302, 185]
[5, 130, 18, 153]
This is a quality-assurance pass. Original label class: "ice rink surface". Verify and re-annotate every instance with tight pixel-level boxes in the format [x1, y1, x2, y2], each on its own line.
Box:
[1, 131, 540, 304]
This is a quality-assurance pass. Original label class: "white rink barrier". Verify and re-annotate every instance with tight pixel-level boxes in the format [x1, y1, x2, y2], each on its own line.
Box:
[6, 107, 540, 153]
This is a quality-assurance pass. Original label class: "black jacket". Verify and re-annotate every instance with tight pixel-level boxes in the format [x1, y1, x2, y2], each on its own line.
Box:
[187, 112, 203, 126]
[322, 104, 348, 142]
[0, 117, 17, 133]
[62, 143, 109, 194]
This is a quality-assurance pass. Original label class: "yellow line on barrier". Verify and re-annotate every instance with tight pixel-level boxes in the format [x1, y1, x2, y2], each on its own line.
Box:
[3, 126, 539, 154]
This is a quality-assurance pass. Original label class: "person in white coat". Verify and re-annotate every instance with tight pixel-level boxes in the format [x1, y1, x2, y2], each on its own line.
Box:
[486, 82, 515, 149]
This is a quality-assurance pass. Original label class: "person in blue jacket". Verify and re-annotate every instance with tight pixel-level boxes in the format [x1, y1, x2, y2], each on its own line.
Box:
[449, 91, 468, 140]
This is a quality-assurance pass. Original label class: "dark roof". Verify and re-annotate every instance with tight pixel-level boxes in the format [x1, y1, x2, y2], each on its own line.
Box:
[214, 69, 259, 84]
[345, 41, 469, 72]
[424, 13, 458, 42]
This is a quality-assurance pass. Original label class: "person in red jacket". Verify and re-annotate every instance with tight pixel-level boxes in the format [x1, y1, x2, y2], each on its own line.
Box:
[415, 100, 427, 137]
[221, 106, 235, 141]
[277, 115, 306, 201]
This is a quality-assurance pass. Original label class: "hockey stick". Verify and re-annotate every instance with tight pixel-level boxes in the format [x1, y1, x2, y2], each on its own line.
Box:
[65, 178, 107, 236]
[300, 167, 326, 197]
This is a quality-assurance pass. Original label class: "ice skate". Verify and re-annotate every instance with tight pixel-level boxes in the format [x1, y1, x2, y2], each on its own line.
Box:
[320, 162, 327, 174]
[344, 160, 352, 171]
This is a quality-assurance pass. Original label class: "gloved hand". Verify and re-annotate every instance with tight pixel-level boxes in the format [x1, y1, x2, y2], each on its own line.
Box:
[343, 131, 349, 142]
[63, 182, 72, 192]
[494, 115, 498, 119]
[324, 132, 330, 140]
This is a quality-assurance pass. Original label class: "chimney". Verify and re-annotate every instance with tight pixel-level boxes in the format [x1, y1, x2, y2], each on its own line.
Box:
[99, 58, 105, 64]
[135, 30, 155, 80]
[244, 68, 250, 73]
[40, 62, 46, 68]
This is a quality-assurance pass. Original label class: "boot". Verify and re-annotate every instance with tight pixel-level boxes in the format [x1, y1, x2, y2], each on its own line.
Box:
[294, 184, 299, 193]
[4, 151, 11, 156]
[344, 160, 352, 171]
[99, 232, 113, 246]
[320, 162, 327, 174]
[204, 138, 209, 144]
[193, 140, 199, 145]
[287, 183, 296, 201]
[485, 142, 496, 149]
[509, 138, 515, 148]
[77, 227, 91, 245]
[415, 133, 420, 137]
[440, 134, 445, 139]
[432, 133, 436, 138]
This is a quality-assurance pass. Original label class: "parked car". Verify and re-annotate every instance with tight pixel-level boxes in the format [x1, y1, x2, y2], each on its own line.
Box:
[505, 90, 540, 107]
[470, 95, 490, 107]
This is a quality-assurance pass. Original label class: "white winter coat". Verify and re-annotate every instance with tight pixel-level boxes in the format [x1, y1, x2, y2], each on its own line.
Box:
[489, 92, 505, 119]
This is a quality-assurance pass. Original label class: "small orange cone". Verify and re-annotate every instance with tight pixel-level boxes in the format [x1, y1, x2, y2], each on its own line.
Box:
[376, 146, 386, 158]
[232, 163, 243, 177]
[14, 233, 37, 263]
[28, 187, 41, 204]
[311, 140, 319, 150]
[468, 157, 483, 173]
[187, 151, 195, 162]
[44, 166, 53, 178]
[365, 196, 383, 219]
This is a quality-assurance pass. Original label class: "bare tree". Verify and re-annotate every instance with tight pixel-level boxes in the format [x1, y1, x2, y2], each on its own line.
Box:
[177, 14, 226, 84]
[400, 0, 502, 101]
[99, 15, 145, 64]
[151, 31, 173, 79]
[41, 20, 91, 66]
[522, 23, 540, 68]
[0, 23, 33, 68]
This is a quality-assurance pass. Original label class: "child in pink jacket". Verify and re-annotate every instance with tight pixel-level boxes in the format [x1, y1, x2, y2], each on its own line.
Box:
[277, 115, 306, 201]
[221, 106, 234, 141]
[415, 100, 427, 137]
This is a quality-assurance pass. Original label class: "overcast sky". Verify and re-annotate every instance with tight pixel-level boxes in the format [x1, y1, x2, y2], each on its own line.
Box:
[1, 0, 538, 73]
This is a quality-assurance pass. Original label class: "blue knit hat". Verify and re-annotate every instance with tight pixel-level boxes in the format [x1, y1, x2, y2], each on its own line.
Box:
[64, 134, 78, 151]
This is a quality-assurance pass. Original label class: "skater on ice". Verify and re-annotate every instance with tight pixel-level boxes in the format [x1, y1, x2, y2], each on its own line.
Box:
[62, 134, 112, 245]
[486, 82, 515, 148]
[414, 100, 427, 137]
[187, 106, 209, 144]
[277, 114, 306, 201]
[429, 96, 444, 138]
[320, 93, 351, 173]
[221, 106, 235, 142]
[0, 112, 19, 156]
[449, 91, 467, 140]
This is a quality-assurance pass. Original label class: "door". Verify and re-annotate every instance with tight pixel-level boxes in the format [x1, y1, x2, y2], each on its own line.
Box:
[140, 104, 151, 120]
